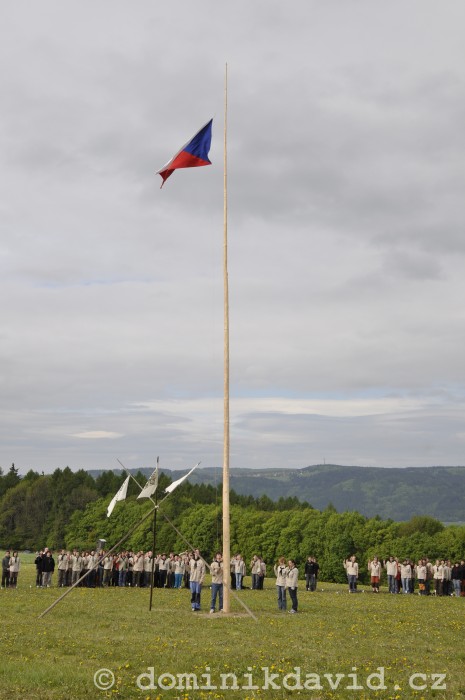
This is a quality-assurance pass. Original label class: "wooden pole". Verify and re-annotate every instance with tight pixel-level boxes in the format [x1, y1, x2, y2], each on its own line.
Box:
[222, 62, 231, 614]
[148, 456, 159, 611]
[148, 497, 158, 610]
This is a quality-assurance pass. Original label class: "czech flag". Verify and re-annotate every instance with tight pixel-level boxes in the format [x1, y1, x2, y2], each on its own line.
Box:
[157, 119, 213, 187]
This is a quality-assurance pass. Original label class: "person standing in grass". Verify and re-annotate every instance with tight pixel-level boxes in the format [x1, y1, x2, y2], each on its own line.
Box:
[210, 552, 223, 613]
[34, 550, 44, 588]
[400, 559, 412, 594]
[117, 552, 128, 587]
[343, 556, 358, 593]
[230, 558, 236, 591]
[286, 560, 299, 613]
[234, 554, 246, 590]
[274, 556, 288, 611]
[102, 552, 113, 586]
[2, 550, 11, 588]
[423, 558, 431, 595]
[395, 558, 402, 593]
[70, 550, 82, 586]
[79, 551, 88, 584]
[126, 551, 134, 587]
[189, 549, 205, 611]
[443, 560, 452, 596]
[417, 559, 427, 595]
[41, 550, 55, 587]
[133, 551, 144, 587]
[304, 556, 312, 591]
[384, 556, 398, 594]
[459, 559, 465, 597]
[57, 550, 68, 587]
[250, 555, 259, 590]
[8, 552, 20, 588]
[158, 554, 168, 588]
[368, 557, 381, 593]
[182, 553, 190, 589]
[409, 559, 416, 594]
[308, 557, 319, 592]
[143, 550, 153, 589]
[451, 562, 461, 597]
[258, 557, 266, 589]
[433, 559, 444, 596]
[173, 555, 185, 589]
[251, 555, 261, 590]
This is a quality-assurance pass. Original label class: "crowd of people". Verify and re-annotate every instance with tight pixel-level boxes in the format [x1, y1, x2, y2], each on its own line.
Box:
[343, 556, 465, 596]
[23, 549, 271, 593]
[4, 547, 465, 608]
[0, 546, 307, 614]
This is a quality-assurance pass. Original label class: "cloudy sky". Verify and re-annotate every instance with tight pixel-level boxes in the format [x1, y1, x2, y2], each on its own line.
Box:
[1, 1, 465, 474]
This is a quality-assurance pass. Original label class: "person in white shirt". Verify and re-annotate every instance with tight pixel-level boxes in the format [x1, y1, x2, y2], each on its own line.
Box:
[368, 557, 381, 593]
[343, 556, 358, 593]
[417, 559, 427, 595]
[57, 550, 69, 588]
[133, 552, 144, 587]
[71, 550, 83, 586]
[143, 551, 153, 588]
[234, 554, 246, 590]
[384, 557, 398, 594]
[400, 560, 412, 594]
[433, 559, 445, 596]
[189, 549, 205, 611]
[274, 557, 289, 611]
[210, 553, 223, 613]
[286, 560, 299, 613]
[8, 552, 20, 588]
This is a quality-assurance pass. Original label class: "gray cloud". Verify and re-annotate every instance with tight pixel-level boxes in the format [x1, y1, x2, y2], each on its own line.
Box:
[1, 1, 465, 473]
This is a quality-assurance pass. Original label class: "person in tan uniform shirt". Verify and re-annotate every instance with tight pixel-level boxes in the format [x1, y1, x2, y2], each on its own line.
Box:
[210, 552, 223, 613]
[189, 549, 205, 611]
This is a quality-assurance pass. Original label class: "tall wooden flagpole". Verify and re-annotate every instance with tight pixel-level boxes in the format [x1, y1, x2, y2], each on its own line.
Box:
[222, 62, 231, 614]
[148, 456, 159, 612]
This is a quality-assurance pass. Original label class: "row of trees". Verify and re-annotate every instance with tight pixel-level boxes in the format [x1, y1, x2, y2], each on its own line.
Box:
[65, 499, 465, 583]
[1, 466, 465, 583]
[0, 465, 307, 552]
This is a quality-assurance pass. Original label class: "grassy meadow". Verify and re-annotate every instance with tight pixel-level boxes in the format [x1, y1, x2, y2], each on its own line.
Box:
[0, 554, 464, 700]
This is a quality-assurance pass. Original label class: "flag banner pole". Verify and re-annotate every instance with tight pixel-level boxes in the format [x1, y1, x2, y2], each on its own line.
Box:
[118, 458, 199, 610]
[38, 502, 157, 618]
[118, 464, 254, 621]
[119, 461, 252, 618]
[106, 475, 130, 518]
[117, 463, 256, 619]
[117, 458, 158, 504]
[118, 458, 160, 611]
[157, 119, 213, 187]
[222, 61, 231, 614]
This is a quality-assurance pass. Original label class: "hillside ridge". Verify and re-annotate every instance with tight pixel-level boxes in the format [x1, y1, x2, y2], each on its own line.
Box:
[86, 464, 465, 522]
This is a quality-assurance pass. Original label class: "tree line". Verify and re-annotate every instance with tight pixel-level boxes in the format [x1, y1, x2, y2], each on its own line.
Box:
[1, 465, 464, 583]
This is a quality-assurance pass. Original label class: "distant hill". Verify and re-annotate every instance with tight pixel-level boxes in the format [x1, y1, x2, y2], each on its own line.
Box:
[87, 464, 465, 523]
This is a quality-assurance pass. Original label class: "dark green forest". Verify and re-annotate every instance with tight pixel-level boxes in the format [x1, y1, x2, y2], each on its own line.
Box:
[1, 465, 464, 583]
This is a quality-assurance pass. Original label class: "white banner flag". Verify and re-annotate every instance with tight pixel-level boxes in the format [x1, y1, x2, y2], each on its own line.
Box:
[137, 467, 159, 500]
[164, 464, 198, 495]
[107, 476, 130, 517]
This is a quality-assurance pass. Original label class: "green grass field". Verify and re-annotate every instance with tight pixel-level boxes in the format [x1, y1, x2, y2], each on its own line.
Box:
[0, 554, 463, 699]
